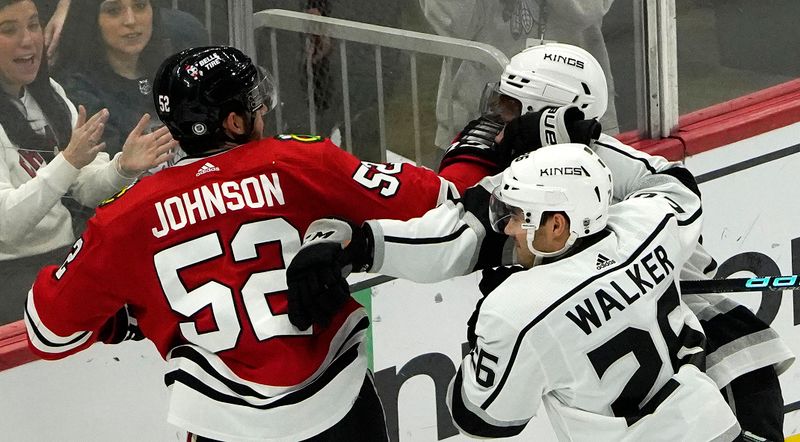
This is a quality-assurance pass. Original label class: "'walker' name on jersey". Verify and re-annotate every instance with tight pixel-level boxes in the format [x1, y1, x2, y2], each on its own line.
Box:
[566, 245, 675, 335]
[151, 173, 285, 238]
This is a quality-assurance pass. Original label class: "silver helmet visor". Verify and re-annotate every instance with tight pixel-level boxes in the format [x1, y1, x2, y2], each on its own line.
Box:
[489, 186, 525, 233]
[247, 68, 277, 113]
[478, 81, 522, 122]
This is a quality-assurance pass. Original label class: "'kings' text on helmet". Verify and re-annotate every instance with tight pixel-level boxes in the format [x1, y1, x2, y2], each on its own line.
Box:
[489, 43, 608, 121]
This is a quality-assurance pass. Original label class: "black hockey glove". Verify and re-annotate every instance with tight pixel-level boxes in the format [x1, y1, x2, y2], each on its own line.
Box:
[286, 218, 372, 331]
[439, 116, 506, 173]
[497, 106, 602, 164]
[98, 304, 144, 344]
[467, 265, 526, 348]
[478, 265, 526, 296]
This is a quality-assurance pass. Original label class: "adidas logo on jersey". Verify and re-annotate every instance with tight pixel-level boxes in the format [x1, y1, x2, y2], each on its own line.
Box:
[196, 162, 219, 176]
[596, 253, 616, 270]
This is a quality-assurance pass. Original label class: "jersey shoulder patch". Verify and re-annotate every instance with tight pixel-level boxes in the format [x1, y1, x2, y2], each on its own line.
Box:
[99, 181, 137, 207]
[274, 134, 324, 143]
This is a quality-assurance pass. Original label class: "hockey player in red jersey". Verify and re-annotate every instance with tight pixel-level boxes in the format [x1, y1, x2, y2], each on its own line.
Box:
[23, 45, 601, 441]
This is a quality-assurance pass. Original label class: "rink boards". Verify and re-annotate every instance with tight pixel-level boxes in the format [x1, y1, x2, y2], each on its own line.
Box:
[0, 93, 799, 440]
[370, 121, 800, 441]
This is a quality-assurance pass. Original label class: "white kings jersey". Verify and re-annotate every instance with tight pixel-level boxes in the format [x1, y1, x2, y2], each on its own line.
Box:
[592, 135, 794, 388]
[365, 161, 740, 440]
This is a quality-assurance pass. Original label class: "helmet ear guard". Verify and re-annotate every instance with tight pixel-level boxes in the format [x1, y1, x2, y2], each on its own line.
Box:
[490, 144, 613, 258]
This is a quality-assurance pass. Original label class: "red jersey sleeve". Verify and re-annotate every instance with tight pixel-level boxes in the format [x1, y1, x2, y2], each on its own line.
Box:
[439, 159, 496, 195]
[437, 123, 505, 194]
[24, 215, 129, 360]
[303, 140, 491, 223]
[310, 141, 452, 222]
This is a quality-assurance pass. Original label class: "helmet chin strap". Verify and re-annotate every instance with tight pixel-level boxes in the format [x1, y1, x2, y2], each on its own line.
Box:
[525, 230, 577, 263]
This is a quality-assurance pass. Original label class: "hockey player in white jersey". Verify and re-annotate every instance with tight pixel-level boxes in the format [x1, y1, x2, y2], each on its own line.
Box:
[477, 43, 792, 441]
[290, 144, 742, 440]
[455, 145, 739, 440]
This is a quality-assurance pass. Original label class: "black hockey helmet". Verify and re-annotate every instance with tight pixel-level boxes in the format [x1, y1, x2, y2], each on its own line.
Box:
[153, 46, 276, 155]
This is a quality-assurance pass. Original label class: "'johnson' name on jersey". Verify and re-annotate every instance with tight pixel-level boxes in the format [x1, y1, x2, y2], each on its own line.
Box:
[151, 172, 285, 238]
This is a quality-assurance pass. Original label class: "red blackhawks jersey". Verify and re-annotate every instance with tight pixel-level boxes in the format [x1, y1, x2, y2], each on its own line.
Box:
[24, 136, 487, 441]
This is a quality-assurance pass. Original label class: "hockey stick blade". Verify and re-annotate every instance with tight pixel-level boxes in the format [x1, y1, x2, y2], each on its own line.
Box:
[681, 275, 800, 294]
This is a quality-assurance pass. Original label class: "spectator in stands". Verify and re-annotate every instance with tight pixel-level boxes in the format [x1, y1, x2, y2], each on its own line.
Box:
[251, 1, 334, 136]
[420, 0, 619, 148]
[53, 0, 182, 232]
[43, 0, 208, 63]
[0, 0, 177, 324]
[53, 0, 174, 159]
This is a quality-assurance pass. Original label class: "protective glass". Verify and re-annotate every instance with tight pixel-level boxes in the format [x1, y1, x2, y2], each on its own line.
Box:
[478, 82, 522, 122]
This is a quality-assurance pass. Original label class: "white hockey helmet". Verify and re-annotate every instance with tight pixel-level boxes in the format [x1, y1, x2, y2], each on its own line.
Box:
[489, 143, 613, 257]
[481, 43, 608, 121]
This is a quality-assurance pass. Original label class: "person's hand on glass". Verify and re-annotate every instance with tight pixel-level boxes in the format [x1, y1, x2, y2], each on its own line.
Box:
[117, 114, 178, 177]
[61, 105, 108, 169]
[44, 0, 70, 63]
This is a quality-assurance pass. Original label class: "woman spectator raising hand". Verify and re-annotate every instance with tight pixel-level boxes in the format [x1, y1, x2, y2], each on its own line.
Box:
[0, 0, 176, 324]
[54, 0, 173, 159]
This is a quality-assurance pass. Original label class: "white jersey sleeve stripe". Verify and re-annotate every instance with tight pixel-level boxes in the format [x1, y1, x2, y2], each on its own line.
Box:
[438, 176, 459, 204]
[595, 140, 660, 175]
[368, 200, 486, 282]
[165, 313, 369, 401]
[162, 311, 370, 441]
[448, 370, 528, 438]
[384, 222, 471, 245]
[166, 343, 361, 409]
[677, 207, 703, 226]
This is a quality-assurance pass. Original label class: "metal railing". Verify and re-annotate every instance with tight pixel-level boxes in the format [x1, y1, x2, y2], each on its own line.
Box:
[204, 2, 682, 145]
[229, 0, 256, 59]
[253, 9, 509, 163]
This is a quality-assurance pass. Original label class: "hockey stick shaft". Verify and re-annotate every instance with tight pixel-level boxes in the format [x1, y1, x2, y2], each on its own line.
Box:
[350, 275, 800, 295]
[680, 275, 800, 294]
